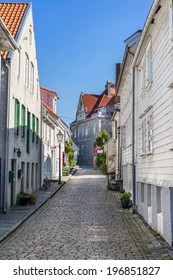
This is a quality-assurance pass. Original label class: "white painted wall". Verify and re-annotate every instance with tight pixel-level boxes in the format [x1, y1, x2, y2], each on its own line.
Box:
[7, 5, 41, 207]
[135, 0, 173, 244]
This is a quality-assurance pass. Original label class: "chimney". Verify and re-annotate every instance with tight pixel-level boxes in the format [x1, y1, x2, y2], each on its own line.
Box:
[116, 63, 121, 84]
[106, 80, 115, 96]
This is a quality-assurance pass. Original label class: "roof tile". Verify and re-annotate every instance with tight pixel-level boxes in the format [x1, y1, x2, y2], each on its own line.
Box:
[0, 2, 28, 59]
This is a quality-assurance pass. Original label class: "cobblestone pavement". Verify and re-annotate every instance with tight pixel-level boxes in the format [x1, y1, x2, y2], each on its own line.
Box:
[0, 166, 172, 260]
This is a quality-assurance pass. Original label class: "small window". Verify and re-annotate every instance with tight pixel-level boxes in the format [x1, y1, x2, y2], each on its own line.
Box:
[25, 53, 29, 87]
[29, 29, 32, 45]
[30, 62, 34, 93]
[147, 43, 152, 84]
[147, 111, 153, 154]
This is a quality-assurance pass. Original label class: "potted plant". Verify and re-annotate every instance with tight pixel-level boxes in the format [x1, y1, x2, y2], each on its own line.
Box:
[43, 176, 50, 189]
[62, 166, 70, 176]
[17, 188, 30, 206]
[120, 191, 132, 209]
[29, 194, 37, 205]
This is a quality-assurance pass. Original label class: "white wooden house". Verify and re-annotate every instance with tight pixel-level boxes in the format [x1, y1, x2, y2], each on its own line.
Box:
[0, 17, 18, 212]
[133, 0, 173, 245]
[116, 31, 142, 194]
[0, 3, 41, 209]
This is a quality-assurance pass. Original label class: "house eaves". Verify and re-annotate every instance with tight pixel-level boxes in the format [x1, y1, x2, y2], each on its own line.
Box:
[0, 17, 18, 51]
[133, 0, 160, 66]
[116, 30, 142, 95]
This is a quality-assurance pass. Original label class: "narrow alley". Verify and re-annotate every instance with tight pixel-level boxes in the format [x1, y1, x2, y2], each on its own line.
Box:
[0, 166, 172, 260]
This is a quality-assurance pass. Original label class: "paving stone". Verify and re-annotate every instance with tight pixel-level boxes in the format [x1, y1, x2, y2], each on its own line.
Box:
[0, 166, 172, 260]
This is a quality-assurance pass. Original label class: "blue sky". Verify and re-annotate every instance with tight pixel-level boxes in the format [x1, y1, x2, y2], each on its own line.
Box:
[8, 0, 153, 125]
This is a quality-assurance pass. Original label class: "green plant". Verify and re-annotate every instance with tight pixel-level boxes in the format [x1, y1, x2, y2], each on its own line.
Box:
[18, 188, 29, 197]
[120, 191, 132, 209]
[94, 129, 110, 149]
[65, 140, 75, 165]
[121, 191, 131, 201]
[69, 159, 77, 166]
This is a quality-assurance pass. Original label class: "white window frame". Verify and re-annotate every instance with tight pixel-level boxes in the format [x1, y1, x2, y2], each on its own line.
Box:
[146, 110, 153, 154]
[141, 56, 146, 93]
[30, 62, 34, 93]
[25, 53, 29, 87]
[141, 117, 146, 155]
[146, 42, 153, 85]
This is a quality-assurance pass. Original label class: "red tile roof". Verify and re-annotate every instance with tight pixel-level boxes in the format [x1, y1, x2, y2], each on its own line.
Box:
[81, 83, 117, 118]
[40, 86, 58, 97]
[0, 2, 28, 59]
[82, 93, 99, 116]
[42, 102, 59, 120]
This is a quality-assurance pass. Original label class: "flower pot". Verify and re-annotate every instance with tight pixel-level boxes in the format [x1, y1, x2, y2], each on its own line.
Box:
[29, 195, 37, 205]
[19, 196, 30, 206]
[121, 199, 129, 209]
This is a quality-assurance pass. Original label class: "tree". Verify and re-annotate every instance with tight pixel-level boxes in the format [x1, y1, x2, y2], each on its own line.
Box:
[94, 129, 110, 149]
[65, 140, 74, 166]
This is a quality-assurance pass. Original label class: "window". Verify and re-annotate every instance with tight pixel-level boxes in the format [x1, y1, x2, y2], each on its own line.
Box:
[30, 62, 34, 93]
[139, 108, 153, 155]
[14, 99, 20, 135]
[74, 129, 76, 138]
[36, 118, 39, 144]
[17, 49, 21, 78]
[141, 57, 146, 92]
[25, 53, 29, 87]
[32, 114, 35, 142]
[21, 105, 26, 138]
[170, 0, 173, 41]
[29, 29, 32, 45]
[141, 118, 146, 154]
[147, 111, 153, 154]
[146, 43, 152, 84]
[37, 79, 39, 100]
[85, 126, 88, 136]
[81, 145, 84, 155]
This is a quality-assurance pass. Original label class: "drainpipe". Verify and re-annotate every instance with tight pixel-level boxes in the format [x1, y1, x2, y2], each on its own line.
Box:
[170, 187, 173, 249]
[40, 98, 43, 188]
[132, 66, 137, 213]
[3, 59, 11, 213]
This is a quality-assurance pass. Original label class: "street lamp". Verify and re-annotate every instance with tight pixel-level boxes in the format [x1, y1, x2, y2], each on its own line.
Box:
[57, 130, 63, 184]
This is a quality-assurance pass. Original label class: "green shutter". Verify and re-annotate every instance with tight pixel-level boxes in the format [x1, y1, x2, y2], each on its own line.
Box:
[14, 99, 20, 135]
[27, 111, 30, 153]
[36, 118, 39, 144]
[32, 114, 35, 142]
[21, 105, 25, 138]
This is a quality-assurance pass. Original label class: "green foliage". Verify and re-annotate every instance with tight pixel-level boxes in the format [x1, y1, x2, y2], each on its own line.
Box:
[69, 159, 77, 166]
[97, 152, 107, 175]
[62, 166, 70, 172]
[65, 140, 74, 164]
[120, 191, 131, 201]
[94, 129, 110, 148]
[97, 153, 106, 167]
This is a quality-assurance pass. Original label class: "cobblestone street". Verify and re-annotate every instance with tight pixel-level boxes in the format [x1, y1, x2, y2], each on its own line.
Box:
[0, 166, 172, 260]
